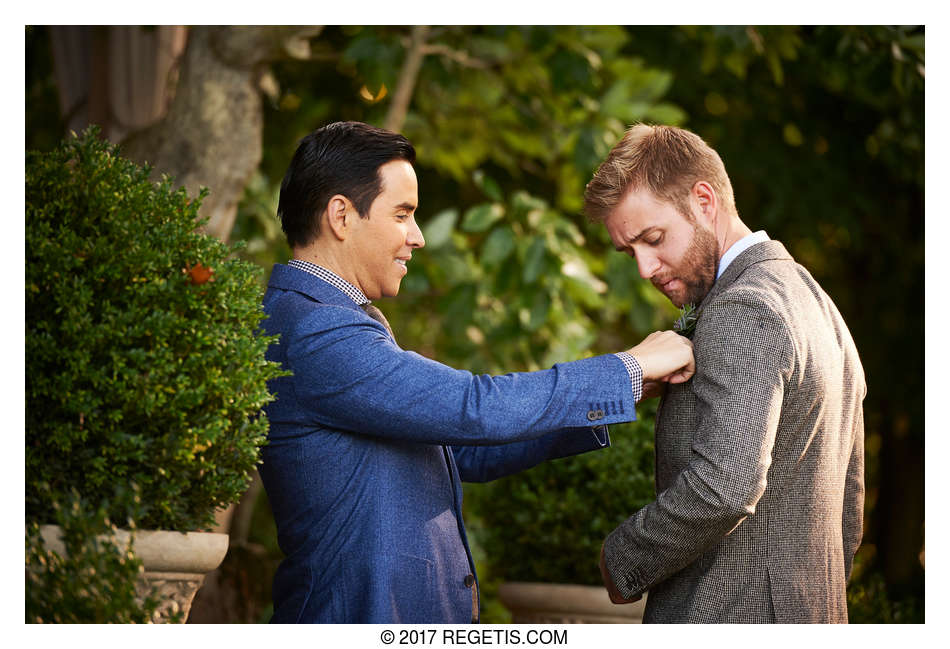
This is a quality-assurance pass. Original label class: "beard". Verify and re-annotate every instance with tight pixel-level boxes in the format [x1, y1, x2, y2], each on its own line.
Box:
[652, 223, 719, 308]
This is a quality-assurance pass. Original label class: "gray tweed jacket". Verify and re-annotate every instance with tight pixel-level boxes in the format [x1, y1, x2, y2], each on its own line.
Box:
[603, 240, 865, 623]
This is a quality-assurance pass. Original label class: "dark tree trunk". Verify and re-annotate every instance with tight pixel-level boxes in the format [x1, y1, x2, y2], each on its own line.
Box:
[120, 26, 322, 242]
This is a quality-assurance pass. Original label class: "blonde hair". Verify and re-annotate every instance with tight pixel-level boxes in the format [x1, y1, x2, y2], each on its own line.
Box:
[584, 124, 737, 223]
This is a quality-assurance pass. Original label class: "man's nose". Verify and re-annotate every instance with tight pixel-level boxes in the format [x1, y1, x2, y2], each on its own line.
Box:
[408, 217, 425, 248]
[636, 251, 660, 279]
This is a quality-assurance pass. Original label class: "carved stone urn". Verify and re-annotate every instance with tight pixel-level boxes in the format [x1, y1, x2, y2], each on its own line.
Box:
[39, 524, 229, 623]
[498, 582, 645, 624]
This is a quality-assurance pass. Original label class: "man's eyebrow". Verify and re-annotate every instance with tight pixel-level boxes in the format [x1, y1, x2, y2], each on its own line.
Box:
[394, 201, 417, 212]
[614, 227, 657, 251]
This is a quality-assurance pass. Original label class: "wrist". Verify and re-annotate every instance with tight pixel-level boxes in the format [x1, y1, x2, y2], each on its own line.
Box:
[613, 352, 644, 403]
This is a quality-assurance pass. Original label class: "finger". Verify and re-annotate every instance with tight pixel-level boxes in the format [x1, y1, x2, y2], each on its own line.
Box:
[667, 366, 695, 383]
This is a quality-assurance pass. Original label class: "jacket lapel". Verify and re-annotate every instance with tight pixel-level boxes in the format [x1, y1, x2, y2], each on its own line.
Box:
[698, 240, 793, 312]
[656, 240, 793, 471]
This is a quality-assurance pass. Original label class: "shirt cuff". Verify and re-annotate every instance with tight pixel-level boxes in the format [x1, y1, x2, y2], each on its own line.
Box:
[613, 352, 644, 404]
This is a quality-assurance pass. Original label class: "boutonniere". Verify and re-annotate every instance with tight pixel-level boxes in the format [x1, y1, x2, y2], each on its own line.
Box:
[674, 303, 700, 338]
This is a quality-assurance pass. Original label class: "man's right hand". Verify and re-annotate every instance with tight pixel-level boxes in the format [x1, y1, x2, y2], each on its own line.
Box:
[626, 330, 694, 383]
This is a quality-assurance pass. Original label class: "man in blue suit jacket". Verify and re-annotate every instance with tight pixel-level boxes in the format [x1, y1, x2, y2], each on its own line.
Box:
[258, 121, 694, 623]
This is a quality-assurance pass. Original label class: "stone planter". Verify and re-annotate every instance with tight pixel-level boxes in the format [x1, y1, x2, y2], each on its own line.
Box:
[39, 524, 229, 623]
[498, 582, 645, 624]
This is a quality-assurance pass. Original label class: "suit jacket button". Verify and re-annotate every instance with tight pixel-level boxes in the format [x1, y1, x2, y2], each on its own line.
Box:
[587, 410, 601, 421]
[464, 574, 476, 588]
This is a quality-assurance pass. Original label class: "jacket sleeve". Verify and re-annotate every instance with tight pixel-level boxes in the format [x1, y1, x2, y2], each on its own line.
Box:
[603, 297, 790, 599]
[451, 425, 610, 483]
[278, 303, 636, 446]
[842, 405, 865, 581]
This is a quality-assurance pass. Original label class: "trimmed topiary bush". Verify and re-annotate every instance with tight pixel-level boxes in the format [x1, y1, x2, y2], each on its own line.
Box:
[26, 128, 287, 533]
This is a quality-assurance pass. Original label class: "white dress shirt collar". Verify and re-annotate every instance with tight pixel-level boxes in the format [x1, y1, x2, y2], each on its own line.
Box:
[717, 230, 770, 279]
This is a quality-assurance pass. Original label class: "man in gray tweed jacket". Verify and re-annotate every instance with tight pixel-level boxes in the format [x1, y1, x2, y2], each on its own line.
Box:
[584, 124, 865, 623]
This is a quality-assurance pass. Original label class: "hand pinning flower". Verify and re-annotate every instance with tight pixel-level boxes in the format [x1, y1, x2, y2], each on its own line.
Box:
[674, 303, 700, 338]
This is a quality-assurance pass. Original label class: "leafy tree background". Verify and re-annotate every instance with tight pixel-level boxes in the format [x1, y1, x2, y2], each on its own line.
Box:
[25, 25, 924, 622]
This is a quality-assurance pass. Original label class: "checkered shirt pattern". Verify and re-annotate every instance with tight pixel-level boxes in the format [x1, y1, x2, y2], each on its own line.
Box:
[613, 352, 643, 403]
[287, 259, 369, 305]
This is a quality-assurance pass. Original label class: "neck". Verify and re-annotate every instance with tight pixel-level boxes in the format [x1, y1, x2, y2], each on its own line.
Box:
[293, 244, 354, 286]
[716, 213, 753, 261]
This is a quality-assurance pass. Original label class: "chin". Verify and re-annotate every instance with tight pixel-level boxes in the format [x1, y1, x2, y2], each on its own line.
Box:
[663, 291, 685, 308]
[382, 283, 403, 298]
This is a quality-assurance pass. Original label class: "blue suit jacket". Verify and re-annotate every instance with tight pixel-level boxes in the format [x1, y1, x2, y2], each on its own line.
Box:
[258, 263, 638, 623]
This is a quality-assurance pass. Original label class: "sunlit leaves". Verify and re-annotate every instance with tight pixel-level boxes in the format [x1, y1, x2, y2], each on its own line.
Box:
[461, 203, 505, 233]
[421, 208, 458, 249]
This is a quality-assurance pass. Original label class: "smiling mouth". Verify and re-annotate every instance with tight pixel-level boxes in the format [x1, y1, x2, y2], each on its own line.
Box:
[395, 259, 407, 267]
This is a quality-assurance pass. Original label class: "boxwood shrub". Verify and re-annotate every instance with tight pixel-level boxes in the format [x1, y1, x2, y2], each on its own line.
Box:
[26, 129, 287, 532]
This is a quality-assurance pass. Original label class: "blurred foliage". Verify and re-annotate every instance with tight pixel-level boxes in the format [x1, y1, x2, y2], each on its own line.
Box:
[26, 487, 163, 623]
[25, 26, 65, 153]
[26, 130, 288, 532]
[847, 544, 924, 623]
[26, 25, 924, 622]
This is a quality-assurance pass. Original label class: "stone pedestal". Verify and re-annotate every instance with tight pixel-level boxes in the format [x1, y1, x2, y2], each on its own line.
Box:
[498, 582, 645, 624]
[40, 525, 229, 623]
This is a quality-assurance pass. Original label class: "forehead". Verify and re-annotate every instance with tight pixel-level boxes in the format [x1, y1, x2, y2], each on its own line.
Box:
[376, 159, 418, 199]
[605, 187, 683, 235]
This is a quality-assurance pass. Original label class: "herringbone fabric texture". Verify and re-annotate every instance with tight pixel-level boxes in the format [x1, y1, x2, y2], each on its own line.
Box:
[603, 240, 865, 623]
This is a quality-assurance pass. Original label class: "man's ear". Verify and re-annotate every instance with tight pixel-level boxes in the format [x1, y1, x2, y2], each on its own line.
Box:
[691, 181, 718, 228]
[325, 195, 351, 241]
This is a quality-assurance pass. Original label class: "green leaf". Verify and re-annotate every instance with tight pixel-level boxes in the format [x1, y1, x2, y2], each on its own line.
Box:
[564, 276, 604, 309]
[526, 291, 551, 332]
[481, 226, 517, 266]
[473, 170, 504, 202]
[522, 237, 548, 284]
[511, 191, 548, 219]
[422, 208, 458, 249]
[644, 102, 688, 125]
[461, 203, 505, 233]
